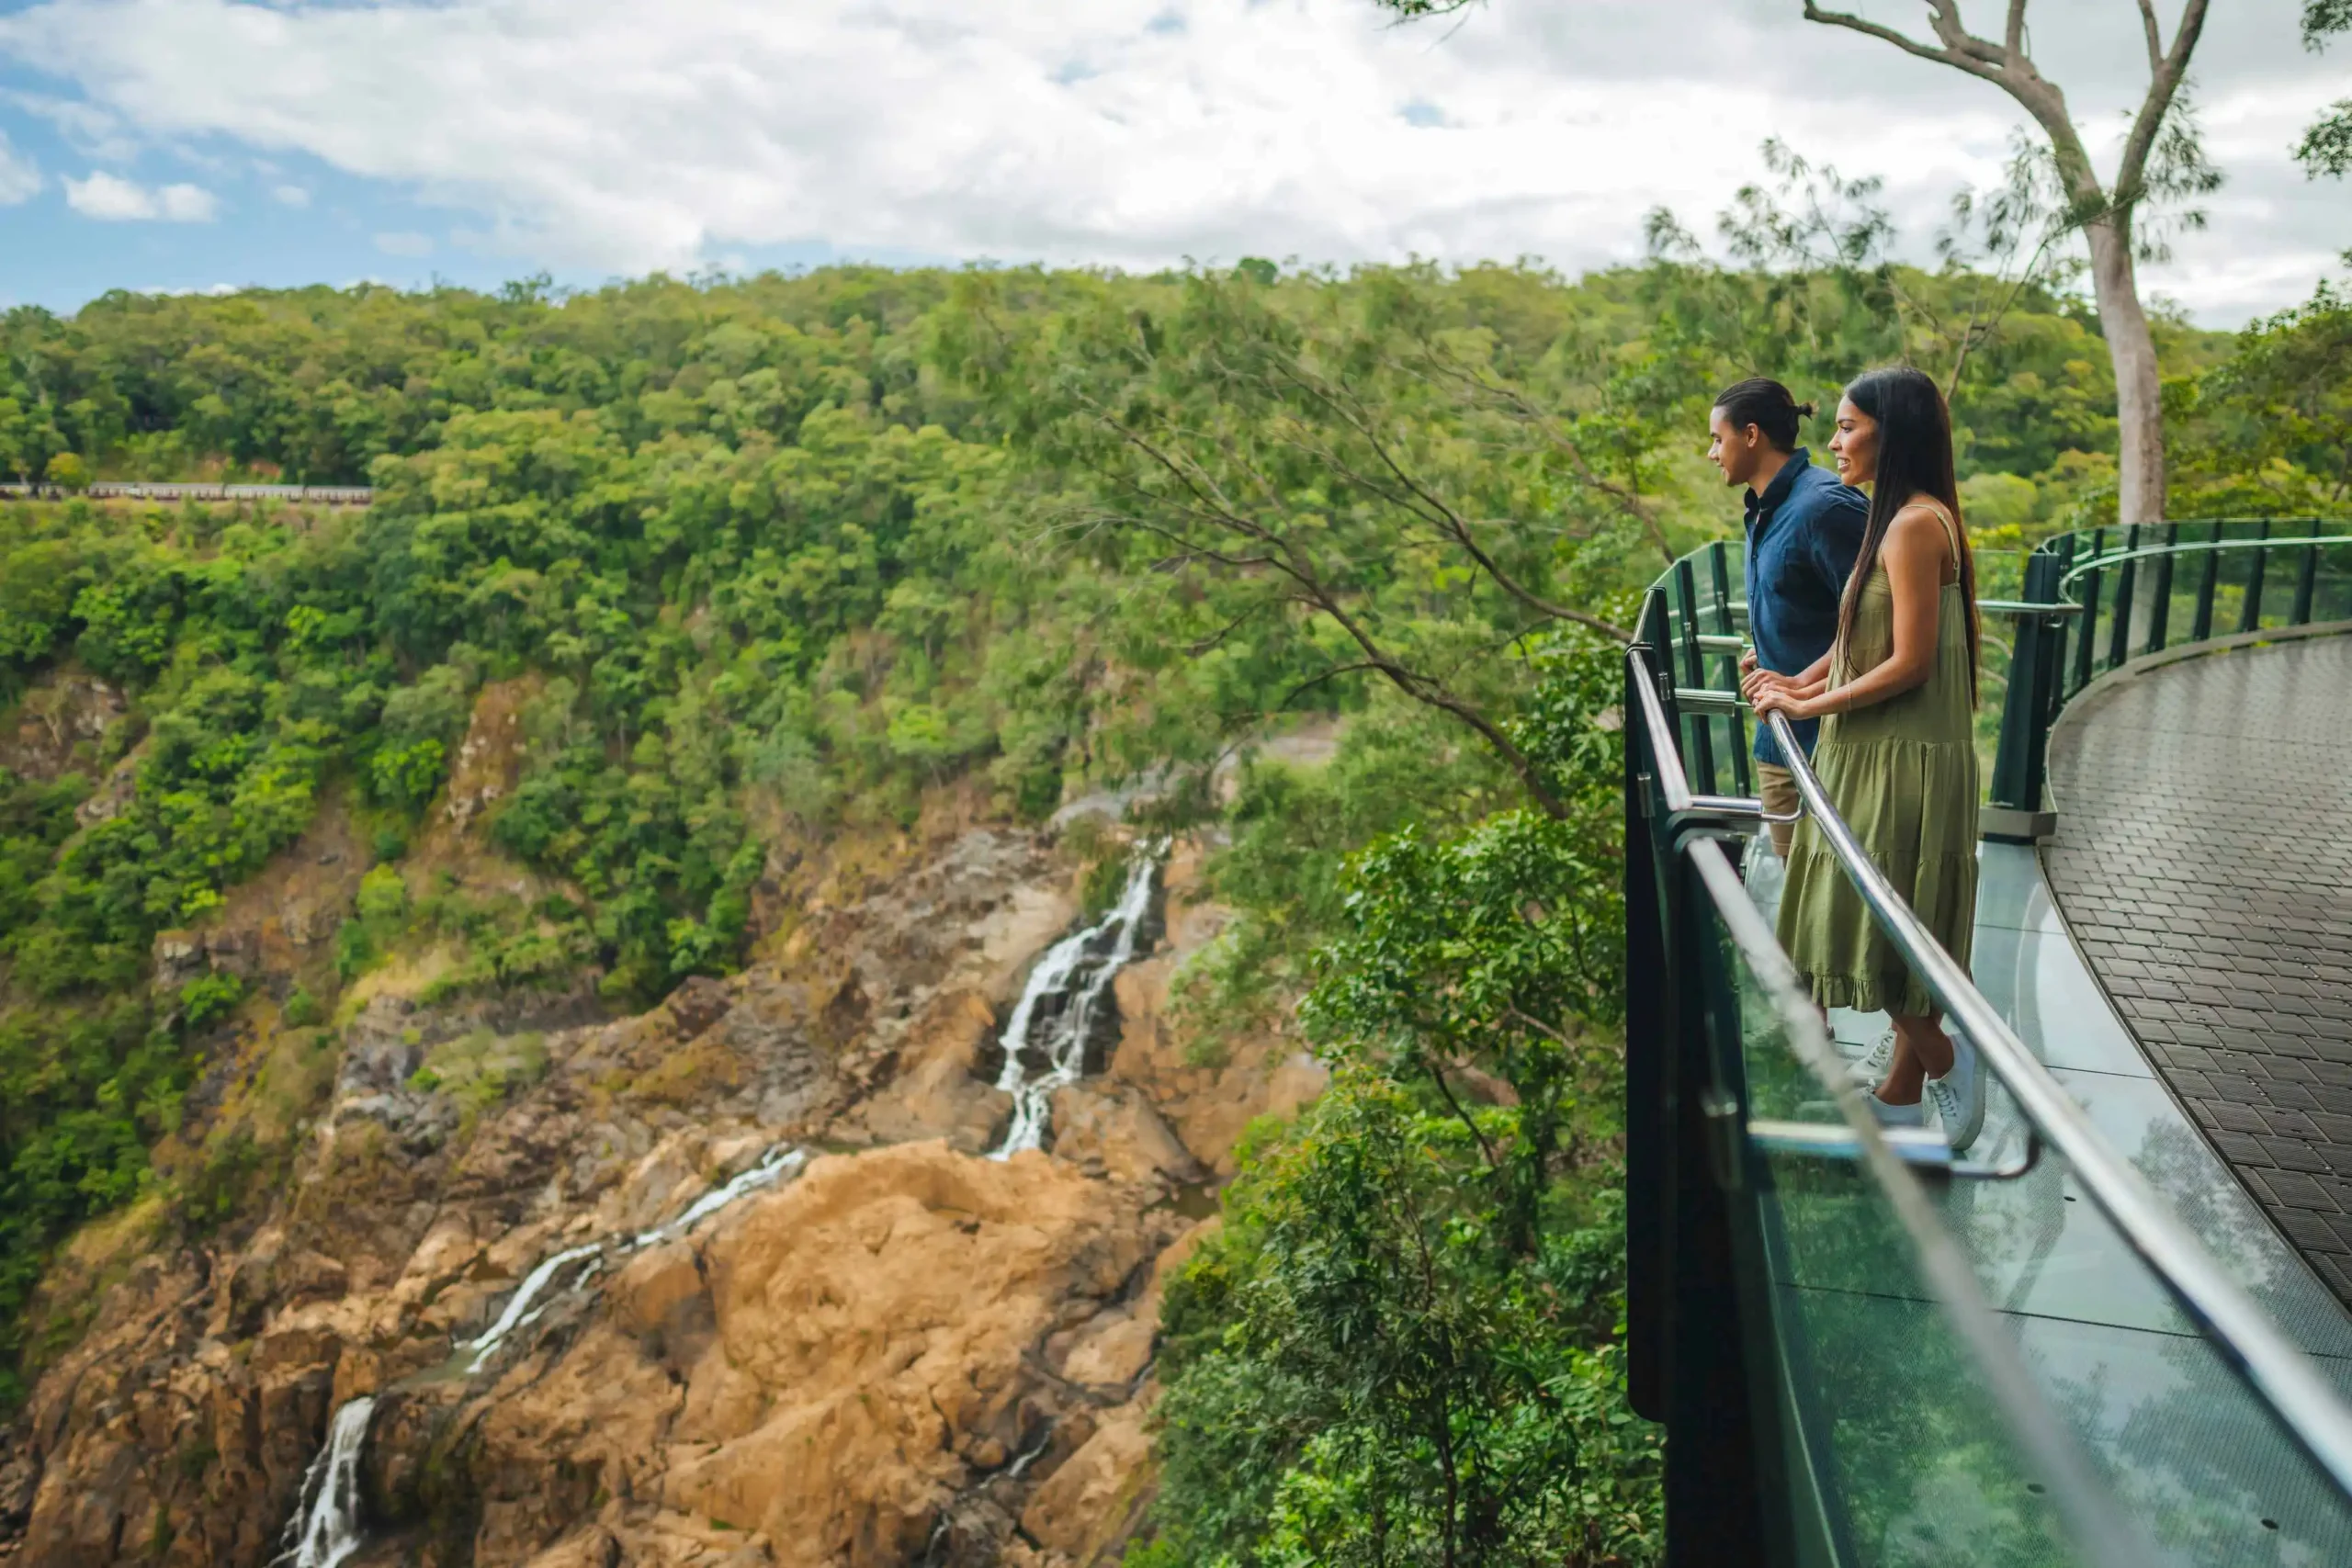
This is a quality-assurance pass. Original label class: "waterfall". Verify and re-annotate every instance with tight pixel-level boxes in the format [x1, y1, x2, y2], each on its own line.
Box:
[456, 1242, 604, 1372]
[275, 1395, 376, 1568]
[989, 853, 1160, 1159]
[270, 1142, 809, 1562]
[633, 1145, 808, 1248]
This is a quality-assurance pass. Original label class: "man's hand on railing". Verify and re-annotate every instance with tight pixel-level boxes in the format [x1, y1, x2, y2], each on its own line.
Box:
[1743, 662, 1829, 720]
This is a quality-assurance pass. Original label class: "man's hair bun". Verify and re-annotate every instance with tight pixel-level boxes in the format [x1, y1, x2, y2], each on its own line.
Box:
[1712, 378, 1809, 453]
[1794, 400, 1817, 420]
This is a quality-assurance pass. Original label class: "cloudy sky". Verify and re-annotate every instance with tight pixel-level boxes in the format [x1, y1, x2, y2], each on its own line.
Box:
[0, 0, 2341, 324]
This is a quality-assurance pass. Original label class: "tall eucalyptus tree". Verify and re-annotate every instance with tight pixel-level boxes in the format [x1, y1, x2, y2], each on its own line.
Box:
[1375, 0, 2219, 527]
[1797, 1, 2212, 526]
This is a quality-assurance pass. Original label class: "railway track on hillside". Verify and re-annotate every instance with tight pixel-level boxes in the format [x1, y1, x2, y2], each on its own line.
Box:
[0, 481, 374, 505]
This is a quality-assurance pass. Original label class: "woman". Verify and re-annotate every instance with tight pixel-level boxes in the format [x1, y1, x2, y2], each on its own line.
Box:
[1747, 367, 1984, 1148]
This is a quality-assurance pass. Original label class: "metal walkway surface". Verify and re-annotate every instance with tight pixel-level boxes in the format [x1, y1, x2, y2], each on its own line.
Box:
[2044, 635, 2352, 1312]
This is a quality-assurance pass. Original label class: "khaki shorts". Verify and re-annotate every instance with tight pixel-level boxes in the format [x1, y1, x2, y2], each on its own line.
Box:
[1757, 762, 1800, 859]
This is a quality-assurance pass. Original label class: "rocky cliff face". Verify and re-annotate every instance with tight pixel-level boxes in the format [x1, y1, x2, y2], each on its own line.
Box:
[0, 816, 1318, 1568]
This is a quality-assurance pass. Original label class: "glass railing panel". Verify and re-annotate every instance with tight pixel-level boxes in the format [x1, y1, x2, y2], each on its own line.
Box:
[1700, 840, 2352, 1565]
[1928, 1124, 2352, 1564]
[1691, 848, 2113, 1568]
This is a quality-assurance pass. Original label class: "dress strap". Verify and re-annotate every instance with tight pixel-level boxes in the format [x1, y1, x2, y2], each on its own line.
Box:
[1909, 497, 1962, 575]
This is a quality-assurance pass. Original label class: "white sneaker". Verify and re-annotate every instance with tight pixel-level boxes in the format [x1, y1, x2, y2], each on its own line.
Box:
[1845, 1029, 1896, 1086]
[1925, 1037, 1986, 1152]
[1864, 1089, 1925, 1128]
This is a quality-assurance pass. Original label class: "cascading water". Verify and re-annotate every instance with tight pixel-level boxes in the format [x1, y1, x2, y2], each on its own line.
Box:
[274, 1395, 376, 1568]
[633, 1145, 808, 1248]
[271, 1142, 809, 1562]
[456, 1241, 604, 1372]
[989, 853, 1160, 1159]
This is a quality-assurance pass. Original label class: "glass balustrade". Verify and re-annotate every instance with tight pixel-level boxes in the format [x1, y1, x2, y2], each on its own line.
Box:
[1625, 576, 2352, 1566]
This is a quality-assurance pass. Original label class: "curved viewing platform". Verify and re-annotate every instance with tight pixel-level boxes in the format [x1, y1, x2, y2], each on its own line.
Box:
[1626, 523, 2352, 1567]
[2046, 635, 2352, 1309]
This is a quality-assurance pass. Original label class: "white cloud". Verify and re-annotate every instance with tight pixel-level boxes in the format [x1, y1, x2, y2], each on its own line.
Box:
[374, 229, 432, 255]
[62, 168, 152, 218]
[0, 0, 2340, 321]
[0, 131, 38, 205]
[156, 181, 216, 220]
[5, 88, 137, 162]
[62, 169, 218, 220]
[273, 182, 310, 207]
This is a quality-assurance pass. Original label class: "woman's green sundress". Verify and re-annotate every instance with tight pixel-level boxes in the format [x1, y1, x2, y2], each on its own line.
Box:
[1775, 502, 1979, 1017]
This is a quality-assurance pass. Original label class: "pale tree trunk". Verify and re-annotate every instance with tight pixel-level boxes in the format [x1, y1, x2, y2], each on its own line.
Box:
[2084, 218, 2166, 526]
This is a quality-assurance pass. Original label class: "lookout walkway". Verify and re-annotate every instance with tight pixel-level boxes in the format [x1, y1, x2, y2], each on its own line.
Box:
[2044, 634, 2352, 1308]
[1629, 524, 2352, 1565]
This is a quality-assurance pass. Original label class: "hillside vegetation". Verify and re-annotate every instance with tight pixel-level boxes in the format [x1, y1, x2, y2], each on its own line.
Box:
[1, 247, 2346, 1562]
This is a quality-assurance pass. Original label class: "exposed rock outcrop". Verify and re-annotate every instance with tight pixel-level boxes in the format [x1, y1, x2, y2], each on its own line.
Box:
[0, 818, 1317, 1568]
[0, 671, 124, 785]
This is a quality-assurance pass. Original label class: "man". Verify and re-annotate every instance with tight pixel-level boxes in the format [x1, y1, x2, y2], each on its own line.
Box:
[1705, 377, 1867, 858]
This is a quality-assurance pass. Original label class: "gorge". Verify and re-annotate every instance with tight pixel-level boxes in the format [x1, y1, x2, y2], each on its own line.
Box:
[6, 237, 2317, 1562]
[0, 773, 1308, 1566]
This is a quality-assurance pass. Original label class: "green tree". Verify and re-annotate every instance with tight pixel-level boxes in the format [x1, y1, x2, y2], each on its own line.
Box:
[41, 451, 89, 491]
[2304, 0, 2352, 177]
[1377, 0, 2217, 531]
[1148, 1074, 1658, 1568]
[939, 266, 1654, 818]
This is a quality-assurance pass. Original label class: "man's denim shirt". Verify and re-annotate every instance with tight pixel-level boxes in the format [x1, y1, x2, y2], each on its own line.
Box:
[1742, 449, 1869, 768]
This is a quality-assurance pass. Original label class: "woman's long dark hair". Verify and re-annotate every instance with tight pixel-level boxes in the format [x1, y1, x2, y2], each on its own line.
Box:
[1836, 367, 1980, 704]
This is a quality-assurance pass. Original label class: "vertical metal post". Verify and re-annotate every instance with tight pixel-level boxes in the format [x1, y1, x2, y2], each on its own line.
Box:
[1990, 547, 2062, 814]
[1681, 848, 1804, 1568]
[2072, 528, 2103, 696]
[2295, 530, 2321, 626]
[1675, 558, 1718, 795]
[1659, 840, 1776, 1568]
[2107, 525, 2140, 671]
[1708, 541, 1752, 798]
[2239, 519, 2271, 635]
[2144, 521, 2178, 656]
[2190, 520, 2222, 642]
[2040, 536, 2075, 767]
[1625, 595, 1775, 1568]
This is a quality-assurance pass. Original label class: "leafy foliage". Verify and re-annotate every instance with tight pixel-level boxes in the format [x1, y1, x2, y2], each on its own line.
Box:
[0, 234, 2336, 1512]
[1143, 634, 1657, 1565]
[2302, 0, 2352, 178]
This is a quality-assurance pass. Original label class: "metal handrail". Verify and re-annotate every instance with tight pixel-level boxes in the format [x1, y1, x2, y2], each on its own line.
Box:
[1762, 706, 2352, 1501]
[1975, 598, 2083, 616]
[2058, 533, 2352, 597]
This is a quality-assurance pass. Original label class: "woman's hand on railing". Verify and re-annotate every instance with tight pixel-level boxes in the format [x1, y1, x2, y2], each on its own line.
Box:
[1751, 682, 1826, 722]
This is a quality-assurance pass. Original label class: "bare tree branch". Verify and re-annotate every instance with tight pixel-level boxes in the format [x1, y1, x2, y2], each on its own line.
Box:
[2006, 0, 2028, 54]
[1264, 372, 1634, 641]
[2134, 0, 2164, 74]
[1427, 1059, 1502, 1169]
[1408, 350, 1679, 565]
[1803, 1, 2004, 83]
[2115, 0, 2210, 192]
